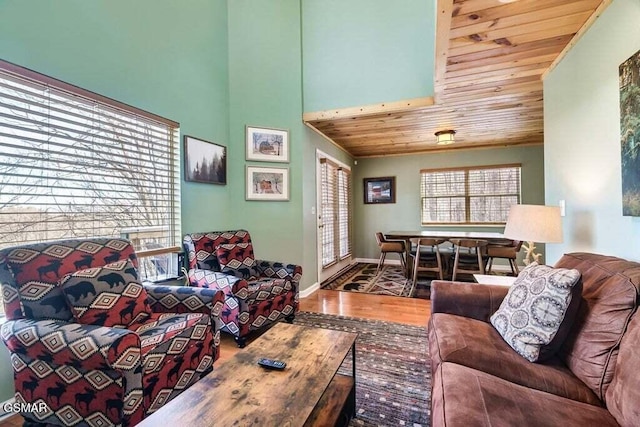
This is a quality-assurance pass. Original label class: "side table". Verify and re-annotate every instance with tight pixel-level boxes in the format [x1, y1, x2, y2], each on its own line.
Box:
[473, 274, 516, 287]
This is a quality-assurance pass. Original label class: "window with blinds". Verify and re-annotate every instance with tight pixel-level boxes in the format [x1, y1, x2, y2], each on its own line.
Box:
[0, 60, 181, 256]
[320, 158, 352, 268]
[420, 164, 521, 225]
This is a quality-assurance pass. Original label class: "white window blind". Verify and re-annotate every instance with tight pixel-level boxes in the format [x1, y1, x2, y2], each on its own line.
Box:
[420, 164, 521, 225]
[0, 60, 181, 254]
[320, 158, 352, 268]
[337, 167, 351, 258]
[320, 159, 336, 267]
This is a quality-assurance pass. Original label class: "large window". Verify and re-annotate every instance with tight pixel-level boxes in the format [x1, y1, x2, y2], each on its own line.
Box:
[420, 164, 521, 225]
[0, 60, 181, 264]
[320, 158, 352, 268]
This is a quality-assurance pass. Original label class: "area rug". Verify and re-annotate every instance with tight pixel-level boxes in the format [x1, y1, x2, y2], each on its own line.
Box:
[294, 311, 431, 427]
[321, 263, 432, 299]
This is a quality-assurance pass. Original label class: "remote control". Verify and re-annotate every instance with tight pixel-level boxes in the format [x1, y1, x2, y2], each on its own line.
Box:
[257, 358, 286, 370]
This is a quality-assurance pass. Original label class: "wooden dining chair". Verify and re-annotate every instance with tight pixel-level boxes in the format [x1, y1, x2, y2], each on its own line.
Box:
[449, 238, 489, 281]
[486, 240, 523, 276]
[409, 238, 446, 296]
[375, 232, 406, 274]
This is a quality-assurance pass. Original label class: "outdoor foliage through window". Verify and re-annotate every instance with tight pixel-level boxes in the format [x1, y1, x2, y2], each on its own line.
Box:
[420, 165, 521, 224]
[0, 61, 181, 261]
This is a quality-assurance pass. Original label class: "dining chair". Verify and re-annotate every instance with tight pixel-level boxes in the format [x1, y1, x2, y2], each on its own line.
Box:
[409, 238, 446, 295]
[486, 240, 523, 276]
[449, 239, 489, 281]
[375, 232, 406, 274]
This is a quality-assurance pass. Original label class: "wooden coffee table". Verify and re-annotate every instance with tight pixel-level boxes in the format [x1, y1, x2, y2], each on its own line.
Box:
[138, 322, 358, 427]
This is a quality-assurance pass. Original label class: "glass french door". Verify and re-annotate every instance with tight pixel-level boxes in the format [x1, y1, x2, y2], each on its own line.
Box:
[317, 153, 352, 282]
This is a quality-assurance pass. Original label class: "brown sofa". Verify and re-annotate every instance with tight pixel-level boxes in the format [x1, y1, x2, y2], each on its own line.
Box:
[428, 253, 640, 426]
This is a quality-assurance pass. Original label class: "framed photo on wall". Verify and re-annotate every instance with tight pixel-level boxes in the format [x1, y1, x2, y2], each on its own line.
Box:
[246, 125, 289, 163]
[184, 136, 226, 185]
[363, 176, 396, 204]
[621, 48, 640, 216]
[246, 165, 289, 201]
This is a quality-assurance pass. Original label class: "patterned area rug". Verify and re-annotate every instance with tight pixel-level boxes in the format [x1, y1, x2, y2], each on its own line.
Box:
[321, 263, 432, 299]
[294, 311, 430, 427]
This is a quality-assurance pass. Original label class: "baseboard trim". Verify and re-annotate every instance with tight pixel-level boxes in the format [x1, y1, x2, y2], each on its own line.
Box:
[355, 257, 401, 265]
[299, 282, 319, 299]
[0, 398, 15, 421]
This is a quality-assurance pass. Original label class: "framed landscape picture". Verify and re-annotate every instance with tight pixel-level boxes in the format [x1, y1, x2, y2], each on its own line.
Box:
[246, 125, 289, 163]
[363, 176, 396, 204]
[246, 166, 289, 201]
[621, 48, 640, 216]
[184, 136, 226, 185]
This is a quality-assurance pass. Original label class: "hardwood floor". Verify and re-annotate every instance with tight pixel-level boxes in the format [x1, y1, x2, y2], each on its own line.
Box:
[0, 289, 431, 425]
[300, 288, 431, 327]
[217, 289, 431, 364]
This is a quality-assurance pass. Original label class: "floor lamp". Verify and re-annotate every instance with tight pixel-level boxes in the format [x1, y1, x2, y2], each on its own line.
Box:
[503, 205, 563, 265]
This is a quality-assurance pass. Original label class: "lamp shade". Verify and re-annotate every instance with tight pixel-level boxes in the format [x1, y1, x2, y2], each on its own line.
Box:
[503, 204, 563, 243]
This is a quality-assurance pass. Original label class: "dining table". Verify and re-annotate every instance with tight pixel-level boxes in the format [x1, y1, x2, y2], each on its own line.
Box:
[385, 230, 514, 278]
[385, 230, 510, 242]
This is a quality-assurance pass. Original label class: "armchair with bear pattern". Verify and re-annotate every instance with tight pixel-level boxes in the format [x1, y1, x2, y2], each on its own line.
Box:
[183, 230, 301, 347]
[0, 238, 224, 426]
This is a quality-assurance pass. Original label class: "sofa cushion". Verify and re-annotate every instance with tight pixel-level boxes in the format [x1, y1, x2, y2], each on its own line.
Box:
[216, 243, 260, 280]
[187, 230, 253, 270]
[490, 262, 581, 362]
[554, 253, 640, 402]
[60, 259, 151, 327]
[429, 313, 601, 405]
[190, 234, 221, 271]
[432, 362, 618, 427]
[605, 311, 640, 426]
[0, 238, 135, 321]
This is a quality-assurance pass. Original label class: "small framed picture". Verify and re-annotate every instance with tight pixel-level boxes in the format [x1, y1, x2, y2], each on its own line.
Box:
[246, 166, 289, 201]
[246, 126, 289, 163]
[184, 136, 227, 185]
[363, 176, 396, 204]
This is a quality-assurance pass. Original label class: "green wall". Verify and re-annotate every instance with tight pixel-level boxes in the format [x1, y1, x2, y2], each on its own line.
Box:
[227, 0, 354, 290]
[301, 0, 435, 112]
[227, 0, 304, 272]
[544, 0, 640, 263]
[354, 146, 545, 262]
[0, 0, 230, 403]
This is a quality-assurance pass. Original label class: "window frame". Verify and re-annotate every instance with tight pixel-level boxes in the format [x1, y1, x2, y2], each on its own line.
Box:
[420, 163, 522, 226]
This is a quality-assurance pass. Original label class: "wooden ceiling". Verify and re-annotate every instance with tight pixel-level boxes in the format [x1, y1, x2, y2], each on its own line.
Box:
[303, 0, 611, 158]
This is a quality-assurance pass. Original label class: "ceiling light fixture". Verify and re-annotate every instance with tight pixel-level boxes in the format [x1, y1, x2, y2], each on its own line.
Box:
[435, 129, 456, 145]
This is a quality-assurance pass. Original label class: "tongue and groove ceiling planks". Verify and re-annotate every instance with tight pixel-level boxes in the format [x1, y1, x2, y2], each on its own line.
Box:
[303, 0, 612, 157]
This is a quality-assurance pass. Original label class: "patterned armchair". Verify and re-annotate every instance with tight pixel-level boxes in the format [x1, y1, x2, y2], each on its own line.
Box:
[0, 238, 224, 426]
[183, 230, 302, 347]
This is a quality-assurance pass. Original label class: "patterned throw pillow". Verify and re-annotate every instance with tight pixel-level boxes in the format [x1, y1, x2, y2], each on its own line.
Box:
[216, 243, 260, 280]
[60, 259, 151, 327]
[490, 262, 581, 362]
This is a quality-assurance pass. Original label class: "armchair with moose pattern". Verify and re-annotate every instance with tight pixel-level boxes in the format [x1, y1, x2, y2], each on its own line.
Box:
[0, 238, 224, 426]
[183, 230, 302, 347]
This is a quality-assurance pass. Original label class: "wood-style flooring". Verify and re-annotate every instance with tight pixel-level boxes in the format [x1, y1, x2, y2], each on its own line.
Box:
[0, 289, 431, 425]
